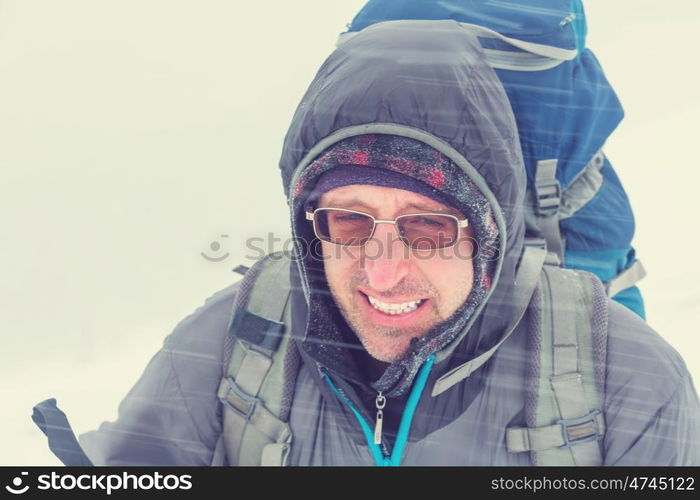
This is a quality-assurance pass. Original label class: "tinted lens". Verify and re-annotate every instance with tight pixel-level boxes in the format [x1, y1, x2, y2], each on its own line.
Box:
[397, 214, 459, 249]
[314, 209, 375, 246]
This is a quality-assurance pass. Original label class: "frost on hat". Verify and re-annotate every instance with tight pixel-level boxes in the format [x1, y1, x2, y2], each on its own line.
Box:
[306, 164, 457, 210]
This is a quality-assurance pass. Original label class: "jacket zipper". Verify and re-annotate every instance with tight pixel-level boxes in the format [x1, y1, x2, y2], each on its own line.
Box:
[320, 355, 436, 466]
[320, 369, 389, 462]
[373, 392, 386, 445]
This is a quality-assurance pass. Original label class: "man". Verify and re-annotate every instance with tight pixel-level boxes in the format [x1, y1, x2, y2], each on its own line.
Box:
[66, 20, 698, 465]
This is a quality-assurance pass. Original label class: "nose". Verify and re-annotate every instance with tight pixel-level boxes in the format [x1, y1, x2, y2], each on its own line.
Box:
[361, 221, 410, 292]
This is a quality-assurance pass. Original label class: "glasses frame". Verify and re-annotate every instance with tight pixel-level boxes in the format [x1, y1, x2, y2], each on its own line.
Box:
[305, 207, 469, 250]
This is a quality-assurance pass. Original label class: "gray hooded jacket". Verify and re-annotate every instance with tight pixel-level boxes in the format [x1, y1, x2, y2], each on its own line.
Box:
[79, 20, 700, 466]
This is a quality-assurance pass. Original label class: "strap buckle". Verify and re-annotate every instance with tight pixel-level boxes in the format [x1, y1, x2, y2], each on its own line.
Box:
[219, 376, 260, 421]
[535, 177, 562, 217]
[556, 410, 603, 448]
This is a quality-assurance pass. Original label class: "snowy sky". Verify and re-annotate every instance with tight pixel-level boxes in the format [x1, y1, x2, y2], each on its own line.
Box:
[1, 0, 698, 465]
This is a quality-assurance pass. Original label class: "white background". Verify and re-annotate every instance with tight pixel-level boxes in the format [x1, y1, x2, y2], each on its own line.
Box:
[1, 0, 698, 465]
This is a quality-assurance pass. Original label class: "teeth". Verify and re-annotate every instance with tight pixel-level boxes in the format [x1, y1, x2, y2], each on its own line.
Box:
[367, 295, 424, 315]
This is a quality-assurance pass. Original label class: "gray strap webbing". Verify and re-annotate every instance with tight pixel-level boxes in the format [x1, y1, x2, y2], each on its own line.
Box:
[219, 253, 294, 466]
[481, 48, 567, 72]
[246, 256, 292, 322]
[218, 377, 291, 441]
[432, 245, 547, 396]
[506, 413, 605, 452]
[261, 444, 291, 467]
[552, 374, 590, 417]
[219, 354, 276, 466]
[506, 267, 604, 465]
[235, 348, 273, 396]
[559, 150, 605, 219]
[337, 24, 579, 62]
[219, 379, 251, 465]
[546, 267, 603, 466]
[457, 22, 578, 61]
[548, 268, 579, 378]
[606, 260, 646, 298]
[523, 151, 605, 240]
[534, 159, 564, 265]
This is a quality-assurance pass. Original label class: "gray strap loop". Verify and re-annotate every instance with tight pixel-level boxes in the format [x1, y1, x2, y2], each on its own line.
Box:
[218, 377, 291, 443]
[506, 412, 605, 453]
[218, 376, 259, 421]
[218, 377, 249, 465]
[606, 260, 646, 298]
[432, 245, 547, 396]
[534, 159, 564, 264]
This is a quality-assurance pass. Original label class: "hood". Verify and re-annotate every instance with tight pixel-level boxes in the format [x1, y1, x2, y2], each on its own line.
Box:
[278, 20, 526, 397]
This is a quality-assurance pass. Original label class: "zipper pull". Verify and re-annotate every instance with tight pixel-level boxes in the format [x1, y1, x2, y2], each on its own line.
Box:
[373, 392, 386, 445]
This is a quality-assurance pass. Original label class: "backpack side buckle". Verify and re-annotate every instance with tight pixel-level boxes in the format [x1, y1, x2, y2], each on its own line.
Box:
[219, 375, 260, 421]
[556, 410, 604, 448]
[535, 176, 562, 217]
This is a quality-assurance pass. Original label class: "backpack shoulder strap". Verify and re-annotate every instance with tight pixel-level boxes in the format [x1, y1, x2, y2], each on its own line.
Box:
[214, 252, 299, 466]
[528, 150, 645, 299]
[529, 150, 606, 267]
[506, 265, 608, 466]
[533, 158, 565, 264]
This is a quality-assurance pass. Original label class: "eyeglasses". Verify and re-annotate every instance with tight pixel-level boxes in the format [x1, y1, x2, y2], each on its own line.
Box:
[305, 207, 469, 250]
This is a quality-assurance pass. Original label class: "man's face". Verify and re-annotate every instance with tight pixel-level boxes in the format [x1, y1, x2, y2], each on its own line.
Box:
[318, 184, 475, 363]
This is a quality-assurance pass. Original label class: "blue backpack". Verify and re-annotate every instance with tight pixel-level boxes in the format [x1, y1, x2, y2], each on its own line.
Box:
[339, 0, 646, 318]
